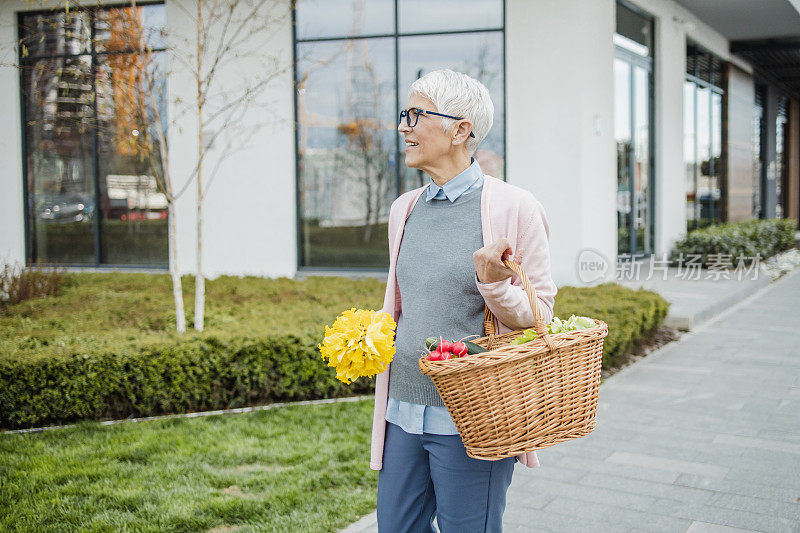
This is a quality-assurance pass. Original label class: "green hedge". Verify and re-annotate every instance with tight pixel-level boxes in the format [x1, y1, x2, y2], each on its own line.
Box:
[671, 218, 797, 265]
[1, 273, 669, 429]
[554, 283, 669, 369]
[0, 334, 373, 430]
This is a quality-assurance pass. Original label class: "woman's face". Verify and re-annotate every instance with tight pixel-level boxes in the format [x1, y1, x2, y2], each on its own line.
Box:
[398, 95, 454, 171]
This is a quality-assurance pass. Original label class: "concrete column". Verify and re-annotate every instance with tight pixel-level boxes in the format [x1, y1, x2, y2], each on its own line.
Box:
[506, 0, 616, 286]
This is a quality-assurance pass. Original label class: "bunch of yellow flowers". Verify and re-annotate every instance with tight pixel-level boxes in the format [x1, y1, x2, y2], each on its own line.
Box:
[318, 308, 397, 384]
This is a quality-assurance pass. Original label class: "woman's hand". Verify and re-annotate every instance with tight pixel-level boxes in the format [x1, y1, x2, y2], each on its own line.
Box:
[473, 238, 523, 283]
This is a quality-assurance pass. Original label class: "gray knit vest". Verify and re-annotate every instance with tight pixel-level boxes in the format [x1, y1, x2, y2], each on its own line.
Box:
[388, 186, 485, 406]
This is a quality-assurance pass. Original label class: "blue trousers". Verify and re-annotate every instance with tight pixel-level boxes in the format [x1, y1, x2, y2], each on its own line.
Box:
[377, 422, 515, 533]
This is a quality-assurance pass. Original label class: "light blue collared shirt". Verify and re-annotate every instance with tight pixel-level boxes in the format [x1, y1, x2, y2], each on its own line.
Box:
[386, 158, 485, 435]
[425, 158, 484, 203]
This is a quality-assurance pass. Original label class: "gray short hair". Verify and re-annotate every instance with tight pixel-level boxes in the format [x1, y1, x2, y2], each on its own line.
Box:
[409, 69, 493, 155]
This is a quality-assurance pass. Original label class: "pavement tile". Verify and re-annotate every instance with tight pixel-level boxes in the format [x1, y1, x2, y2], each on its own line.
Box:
[650, 498, 799, 533]
[579, 471, 716, 504]
[554, 455, 681, 484]
[604, 451, 730, 478]
[705, 492, 800, 521]
[503, 504, 621, 533]
[514, 476, 659, 512]
[672, 473, 800, 504]
[685, 521, 763, 532]
[541, 497, 693, 532]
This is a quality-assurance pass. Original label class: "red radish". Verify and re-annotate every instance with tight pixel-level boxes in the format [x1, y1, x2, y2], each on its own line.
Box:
[451, 342, 468, 357]
[440, 352, 452, 360]
[428, 350, 443, 361]
[439, 339, 453, 353]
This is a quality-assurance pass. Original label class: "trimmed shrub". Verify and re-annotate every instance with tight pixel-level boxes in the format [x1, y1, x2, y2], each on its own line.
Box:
[1, 273, 669, 429]
[555, 283, 669, 369]
[671, 218, 797, 265]
[0, 334, 373, 430]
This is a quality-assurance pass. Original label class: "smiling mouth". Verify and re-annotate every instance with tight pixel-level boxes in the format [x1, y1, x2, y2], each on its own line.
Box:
[405, 141, 418, 148]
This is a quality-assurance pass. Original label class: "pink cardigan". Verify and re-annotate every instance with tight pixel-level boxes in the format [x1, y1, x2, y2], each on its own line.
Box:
[370, 174, 558, 470]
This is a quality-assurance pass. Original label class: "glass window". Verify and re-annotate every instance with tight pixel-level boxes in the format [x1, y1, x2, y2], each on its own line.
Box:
[294, 1, 505, 269]
[684, 81, 696, 225]
[399, 31, 504, 189]
[614, 2, 653, 256]
[94, 6, 167, 53]
[295, 0, 394, 40]
[398, 0, 502, 33]
[752, 86, 765, 219]
[19, 11, 91, 57]
[776, 96, 788, 219]
[95, 52, 169, 265]
[20, 3, 168, 267]
[23, 56, 96, 264]
[684, 43, 725, 231]
[614, 58, 632, 255]
[615, 3, 652, 57]
[633, 65, 650, 253]
[297, 38, 396, 268]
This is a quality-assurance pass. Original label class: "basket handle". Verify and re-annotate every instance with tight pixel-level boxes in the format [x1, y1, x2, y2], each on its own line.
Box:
[483, 259, 554, 352]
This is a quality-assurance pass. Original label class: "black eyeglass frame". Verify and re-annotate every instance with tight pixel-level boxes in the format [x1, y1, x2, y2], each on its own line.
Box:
[399, 107, 476, 138]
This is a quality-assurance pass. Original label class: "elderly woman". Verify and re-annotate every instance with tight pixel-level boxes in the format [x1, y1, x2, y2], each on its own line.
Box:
[371, 69, 557, 532]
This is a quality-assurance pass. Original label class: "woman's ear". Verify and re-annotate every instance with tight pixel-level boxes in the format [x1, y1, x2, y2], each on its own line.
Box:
[451, 120, 473, 146]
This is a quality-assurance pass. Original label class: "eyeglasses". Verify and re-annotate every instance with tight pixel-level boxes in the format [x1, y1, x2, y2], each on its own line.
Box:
[398, 107, 476, 138]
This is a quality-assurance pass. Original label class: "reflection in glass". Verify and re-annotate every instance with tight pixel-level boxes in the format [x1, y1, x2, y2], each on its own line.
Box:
[399, 32, 504, 191]
[775, 97, 788, 219]
[20, 4, 168, 266]
[94, 4, 167, 53]
[614, 58, 632, 255]
[752, 87, 764, 219]
[399, 0, 502, 33]
[684, 81, 696, 225]
[23, 56, 96, 264]
[634, 66, 650, 253]
[19, 11, 91, 57]
[696, 85, 711, 228]
[297, 38, 396, 268]
[615, 3, 652, 57]
[296, 0, 394, 40]
[96, 52, 169, 265]
[710, 91, 722, 223]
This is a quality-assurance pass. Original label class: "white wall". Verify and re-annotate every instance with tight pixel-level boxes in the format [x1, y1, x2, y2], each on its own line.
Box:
[0, 0, 297, 278]
[0, 2, 27, 268]
[507, 0, 617, 286]
[165, 0, 297, 279]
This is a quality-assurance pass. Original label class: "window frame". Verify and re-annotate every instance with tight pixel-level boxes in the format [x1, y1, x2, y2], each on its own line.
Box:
[684, 41, 726, 230]
[292, 0, 507, 273]
[18, 1, 168, 269]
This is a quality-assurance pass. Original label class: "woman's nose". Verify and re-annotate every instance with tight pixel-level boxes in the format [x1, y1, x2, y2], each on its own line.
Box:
[398, 121, 411, 133]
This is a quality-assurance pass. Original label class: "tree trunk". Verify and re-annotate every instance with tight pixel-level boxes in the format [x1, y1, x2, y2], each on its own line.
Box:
[194, 0, 206, 332]
[363, 147, 373, 243]
[167, 200, 186, 332]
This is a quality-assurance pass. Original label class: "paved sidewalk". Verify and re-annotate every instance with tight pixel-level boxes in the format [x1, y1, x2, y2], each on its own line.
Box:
[343, 268, 800, 533]
[616, 265, 772, 331]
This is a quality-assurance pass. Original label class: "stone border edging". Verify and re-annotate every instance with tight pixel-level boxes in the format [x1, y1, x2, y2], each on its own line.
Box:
[1, 395, 373, 436]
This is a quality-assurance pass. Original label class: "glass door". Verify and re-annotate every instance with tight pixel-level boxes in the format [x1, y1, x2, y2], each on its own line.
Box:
[614, 53, 653, 256]
[614, 2, 654, 257]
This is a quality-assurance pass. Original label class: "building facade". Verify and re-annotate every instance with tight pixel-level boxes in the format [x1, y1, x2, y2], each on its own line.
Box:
[1, 0, 798, 286]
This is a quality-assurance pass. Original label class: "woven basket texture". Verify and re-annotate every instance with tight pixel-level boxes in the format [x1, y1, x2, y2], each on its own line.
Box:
[418, 260, 608, 460]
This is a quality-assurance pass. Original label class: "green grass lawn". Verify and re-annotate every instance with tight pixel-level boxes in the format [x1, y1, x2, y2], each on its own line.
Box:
[1, 273, 386, 363]
[0, 399, 377, 533]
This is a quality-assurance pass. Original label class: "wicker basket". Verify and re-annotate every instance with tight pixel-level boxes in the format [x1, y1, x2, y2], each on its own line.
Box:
[418, 259, 608, 460]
